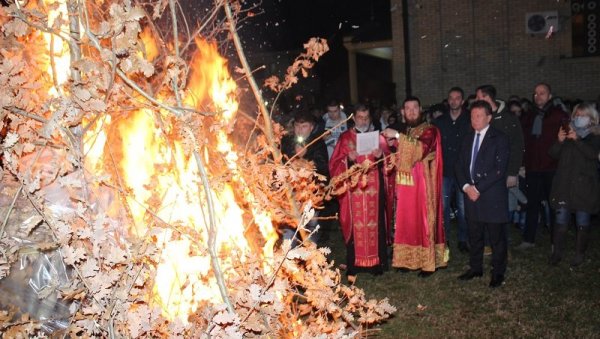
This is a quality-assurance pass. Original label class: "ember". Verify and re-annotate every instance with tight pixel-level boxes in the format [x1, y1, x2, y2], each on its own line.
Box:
[0, 0, 395, 337]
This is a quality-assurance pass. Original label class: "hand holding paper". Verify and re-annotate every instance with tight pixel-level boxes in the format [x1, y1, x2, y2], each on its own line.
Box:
[356, 131, 380, 155]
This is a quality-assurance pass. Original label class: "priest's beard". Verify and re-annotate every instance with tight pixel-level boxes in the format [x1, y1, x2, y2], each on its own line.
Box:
[405, 117, 422, 128]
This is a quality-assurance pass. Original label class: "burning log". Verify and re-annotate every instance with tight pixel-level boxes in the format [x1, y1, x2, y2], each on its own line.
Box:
[0, 0, 395, 337]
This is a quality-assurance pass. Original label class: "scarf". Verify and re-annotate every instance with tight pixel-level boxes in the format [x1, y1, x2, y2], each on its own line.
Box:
[531, 108, 545, 137]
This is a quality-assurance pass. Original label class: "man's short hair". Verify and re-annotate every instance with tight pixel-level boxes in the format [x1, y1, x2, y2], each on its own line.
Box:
[448, 87, 465, 98]
[535, 82, 552, 94]
[470, 100, 493, 116]
[476, 85, 497, 101]
[326, 99, 340, 108]
[293, 110, 315, 125]
[354, 103, 370, 113]
[403, 96, 421, 107]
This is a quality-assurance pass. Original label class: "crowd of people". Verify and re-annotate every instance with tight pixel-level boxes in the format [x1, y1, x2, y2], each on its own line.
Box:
[279, 83, 600, 288]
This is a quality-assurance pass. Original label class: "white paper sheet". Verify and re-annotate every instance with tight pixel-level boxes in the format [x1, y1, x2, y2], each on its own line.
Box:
[356, 131, 379, 155]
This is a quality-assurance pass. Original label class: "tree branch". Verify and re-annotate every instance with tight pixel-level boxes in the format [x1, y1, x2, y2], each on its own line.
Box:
[223, 0, 305, 240]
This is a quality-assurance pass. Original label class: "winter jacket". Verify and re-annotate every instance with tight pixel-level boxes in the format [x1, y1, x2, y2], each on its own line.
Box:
[433, 108, 471, 178]
[548, 129, 600, 213]
[521, 102, 569, 172]
[281, 131, 330, 180]
[490, 100, 524, 177]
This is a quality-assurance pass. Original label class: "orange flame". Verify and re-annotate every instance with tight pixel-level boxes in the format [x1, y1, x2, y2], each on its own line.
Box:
[140, 26, 159, 62]
[42, 0, 71, 96]
[110, 38, 277, 321]
[36, 0, 277, 326]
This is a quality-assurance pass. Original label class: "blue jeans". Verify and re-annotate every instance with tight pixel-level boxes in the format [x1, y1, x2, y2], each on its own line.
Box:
[555, 207, 591, 226]
[442, 176, 468, 243]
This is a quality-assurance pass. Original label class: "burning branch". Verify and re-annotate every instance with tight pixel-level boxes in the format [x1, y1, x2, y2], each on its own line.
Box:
[193, 150, 234, 314]
[224, 0, 310, 241]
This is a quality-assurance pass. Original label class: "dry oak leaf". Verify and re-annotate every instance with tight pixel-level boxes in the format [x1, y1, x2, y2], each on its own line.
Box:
[287, 247, 311, 260]
[94, 21, 111, 37]
[152, 0, 169, 19]
[73, 87, 92, 101]
[213, 309, 239, 325]
[59, 286, 86, 301]
[3, 18, 29, 37]
[54, 220, 74, 243]
[20, 215, 43, 236]
[87, 273, 114, 301]
[127, 304, 151, 338]
[103, 245, 128, 266]
[34, 242, 59, 252]
[22, 142, 35, 154]
[62, 245, 87, 266]
[0, 309, 11, 323]
[2, 131, 18, 149]
[80, 258, 100, 277]
[0, 257, 9, 279]
[75, 318, 101, 336]
[264, 75, 280, 92]
[25, 175, 41, 194]
[2, 322, 42, 338]
[303, 37, 330, 61]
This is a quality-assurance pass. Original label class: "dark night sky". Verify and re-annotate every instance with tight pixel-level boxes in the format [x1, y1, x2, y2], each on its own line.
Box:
[236, 0, 393, 107]
[238, 0, 392, 52]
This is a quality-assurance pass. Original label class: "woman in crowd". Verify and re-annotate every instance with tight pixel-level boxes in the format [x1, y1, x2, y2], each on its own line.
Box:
[548, 103, 600, 267]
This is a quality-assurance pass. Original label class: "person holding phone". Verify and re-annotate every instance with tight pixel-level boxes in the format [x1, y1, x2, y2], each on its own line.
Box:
[548, 103, 600, 267]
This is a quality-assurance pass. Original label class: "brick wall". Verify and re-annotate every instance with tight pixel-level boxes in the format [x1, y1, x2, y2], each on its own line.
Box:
[391, 0, 600, 106]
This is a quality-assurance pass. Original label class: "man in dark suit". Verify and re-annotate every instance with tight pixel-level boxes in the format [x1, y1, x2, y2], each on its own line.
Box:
[455, 100, 510, 288]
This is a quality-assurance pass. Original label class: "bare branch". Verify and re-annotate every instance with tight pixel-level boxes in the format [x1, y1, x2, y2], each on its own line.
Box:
[223, 0, 305, 240]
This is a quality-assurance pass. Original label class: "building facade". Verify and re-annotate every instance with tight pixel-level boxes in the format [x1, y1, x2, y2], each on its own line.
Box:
[391, 0, 600, 105]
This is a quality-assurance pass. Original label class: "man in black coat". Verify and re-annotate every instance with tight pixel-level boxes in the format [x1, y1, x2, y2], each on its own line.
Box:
[281, 110, 330, 179]
[433, 87, 471, 253]
[455, 100, 510, 288]
[281, 109, 330, 244]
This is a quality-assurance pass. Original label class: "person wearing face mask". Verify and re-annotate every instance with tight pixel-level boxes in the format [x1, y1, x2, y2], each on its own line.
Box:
[548, 103, 600, 267]
[382, 96, 447, 277]
[329, 104, 394, 280]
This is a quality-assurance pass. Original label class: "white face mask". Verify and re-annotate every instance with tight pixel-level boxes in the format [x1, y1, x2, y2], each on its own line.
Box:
[573, 116, 591, 128]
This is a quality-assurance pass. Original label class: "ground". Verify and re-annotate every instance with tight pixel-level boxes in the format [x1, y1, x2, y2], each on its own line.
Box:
[319, 218, 600, 338]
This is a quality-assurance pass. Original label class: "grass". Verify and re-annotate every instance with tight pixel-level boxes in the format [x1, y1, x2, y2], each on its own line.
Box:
[319, 219, 600, 338]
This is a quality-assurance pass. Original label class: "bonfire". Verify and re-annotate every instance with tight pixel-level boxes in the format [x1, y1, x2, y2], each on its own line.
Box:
[0, 0, 395, 337]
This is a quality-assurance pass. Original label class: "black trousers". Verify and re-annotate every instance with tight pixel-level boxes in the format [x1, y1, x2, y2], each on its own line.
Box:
[468, 220, 507, 276]
[524, 170, 555, 243]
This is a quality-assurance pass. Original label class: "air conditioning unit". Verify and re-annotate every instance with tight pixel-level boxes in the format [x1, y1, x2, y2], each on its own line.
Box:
[526, 11, 559, 34]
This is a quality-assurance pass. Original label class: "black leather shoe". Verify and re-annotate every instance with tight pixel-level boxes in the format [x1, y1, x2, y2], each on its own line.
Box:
[489, 274, 505, 288]
[418, 271, 434, 278]
[458, 270, 483, 281]
[458, 241, 470, 253]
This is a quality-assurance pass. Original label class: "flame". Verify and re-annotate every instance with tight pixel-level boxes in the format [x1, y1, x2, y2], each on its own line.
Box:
[102, 38, 278, 321]
[37, 0, 278, 327]
[83, 115, 111, 173]
[140, 26, 159, 62]
[42, 0, 71, 95]
[184, 38, 278, 265]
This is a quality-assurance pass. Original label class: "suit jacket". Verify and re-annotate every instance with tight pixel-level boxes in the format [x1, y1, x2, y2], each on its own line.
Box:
[455, 126, 510, 223]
